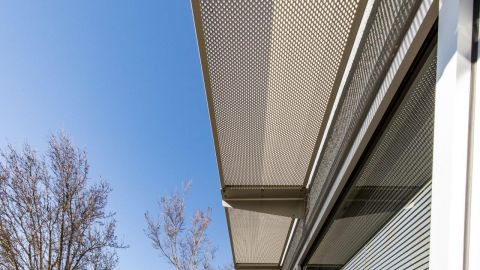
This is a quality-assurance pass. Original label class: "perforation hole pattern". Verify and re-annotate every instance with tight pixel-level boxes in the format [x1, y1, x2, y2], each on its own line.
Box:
[228, 209, 292, 264]
[307, 0, 421, 220]
[199, 0, 360, 186]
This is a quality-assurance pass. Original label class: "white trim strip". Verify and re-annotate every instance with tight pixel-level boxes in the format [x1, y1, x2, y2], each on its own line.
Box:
[280, 218, 298, 267]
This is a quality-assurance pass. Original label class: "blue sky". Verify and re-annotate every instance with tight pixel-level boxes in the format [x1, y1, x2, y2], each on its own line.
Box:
[0, 1, 231, 269]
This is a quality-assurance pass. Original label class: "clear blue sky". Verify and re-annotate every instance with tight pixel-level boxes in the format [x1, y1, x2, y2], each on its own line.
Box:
[0, 1, 232, 269]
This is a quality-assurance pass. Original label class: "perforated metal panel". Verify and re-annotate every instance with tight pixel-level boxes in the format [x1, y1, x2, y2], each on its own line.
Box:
[307, 47, 436, 267]
[308, 0, 422, 217]
[195, 0, 362, 187]
[192, 0, 370, 267]
[228, 209, 292, 264]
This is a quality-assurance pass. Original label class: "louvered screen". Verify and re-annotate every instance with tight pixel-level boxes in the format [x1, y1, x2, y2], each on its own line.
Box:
[342, 182, 431, 269]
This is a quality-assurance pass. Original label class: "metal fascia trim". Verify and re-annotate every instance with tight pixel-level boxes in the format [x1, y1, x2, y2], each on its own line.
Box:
[236, 264, 281, 270]
[280, 218, 298, 267]
[222, 186, 306, 201]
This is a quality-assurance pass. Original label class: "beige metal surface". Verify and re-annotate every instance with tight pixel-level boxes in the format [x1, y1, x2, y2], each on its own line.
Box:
[193, 0, 364, 187]
[228, 209, 292, 264]
[191, 0, 367, 267]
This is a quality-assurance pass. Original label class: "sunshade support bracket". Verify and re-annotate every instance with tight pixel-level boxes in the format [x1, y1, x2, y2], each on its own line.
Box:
[221, 187, 307, 219]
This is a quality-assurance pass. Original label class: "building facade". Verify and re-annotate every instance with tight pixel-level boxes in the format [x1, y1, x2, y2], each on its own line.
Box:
[192, 0, 479, 269]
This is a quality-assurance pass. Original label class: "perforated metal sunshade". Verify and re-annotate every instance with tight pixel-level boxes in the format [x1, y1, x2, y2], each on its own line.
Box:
[191, 0, 367, 267]
[228, 209, 292, 264]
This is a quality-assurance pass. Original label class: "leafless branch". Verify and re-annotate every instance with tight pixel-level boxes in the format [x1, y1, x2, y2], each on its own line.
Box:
[145, 182, 230, 270]
[0, 133, 126, 270]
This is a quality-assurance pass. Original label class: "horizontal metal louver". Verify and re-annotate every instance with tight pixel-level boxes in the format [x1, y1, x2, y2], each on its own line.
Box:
[342, 182, 431, 270]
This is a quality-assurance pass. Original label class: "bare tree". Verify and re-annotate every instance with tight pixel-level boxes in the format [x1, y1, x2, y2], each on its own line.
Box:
[145, 182, 230, 270]
[0, 134, 125, 270]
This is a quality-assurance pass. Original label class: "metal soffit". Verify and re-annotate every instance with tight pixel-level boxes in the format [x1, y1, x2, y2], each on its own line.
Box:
[192, 0, 367, 267]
